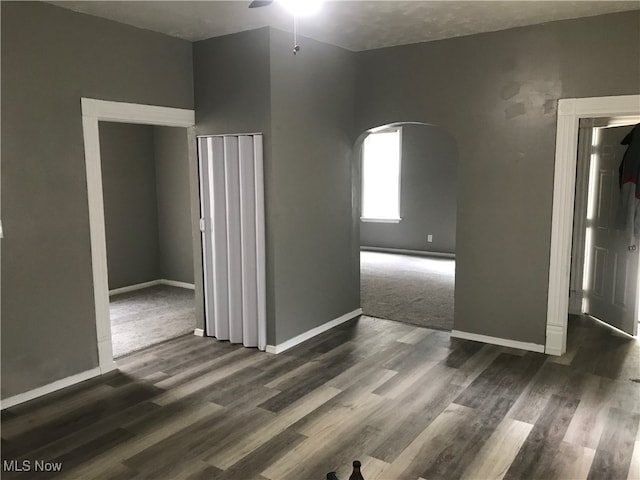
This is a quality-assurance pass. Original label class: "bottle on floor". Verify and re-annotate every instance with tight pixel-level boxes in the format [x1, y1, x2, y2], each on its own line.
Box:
[326, 460, 365, 480]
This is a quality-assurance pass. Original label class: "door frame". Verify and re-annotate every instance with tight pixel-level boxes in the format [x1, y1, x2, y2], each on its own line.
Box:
[81, 98, 196, 373]
[546, 94, 640, 355]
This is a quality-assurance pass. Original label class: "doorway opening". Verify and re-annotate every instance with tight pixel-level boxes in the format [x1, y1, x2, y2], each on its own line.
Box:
[569, 116, 640, 338]
[99, 122, 197, 358]
[355, 122, 458, 331]
[81, 98, 199, 373]
[547, 94, 640, 356]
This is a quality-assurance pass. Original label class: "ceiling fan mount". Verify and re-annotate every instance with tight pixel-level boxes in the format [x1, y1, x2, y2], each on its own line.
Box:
[248, 0, 274, 8]
[249, 0, 323, 54]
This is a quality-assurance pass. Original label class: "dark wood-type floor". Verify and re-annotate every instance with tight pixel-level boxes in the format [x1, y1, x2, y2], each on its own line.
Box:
[2, 315, 639, 480]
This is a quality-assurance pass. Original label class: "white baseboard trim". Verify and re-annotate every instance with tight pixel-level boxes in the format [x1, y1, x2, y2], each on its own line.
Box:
[266, 308, 363, 354]
[545, 324, 566, 356]
[1, 367, 103, 410]
[109, 279, 195, 296]
[451, 330, 546, 354]
[161, 279, 196, 290]
[101, 361, 118, 375]
[361, 246, 455, 259]
[544, 345, 564, 356]
[109, 280, 161, 296]
[193, 328, 205, 337]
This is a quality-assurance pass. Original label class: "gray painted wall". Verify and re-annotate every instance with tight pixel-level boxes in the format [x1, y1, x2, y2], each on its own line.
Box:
[194, 28, 358, 345]
[154, 127, 195, 284]
[193, 28, 271, 136]
[101, 123, 160, 289]
[269, 28, 358, 344]
[193, 28, 274, 339]
[360, 124, 457, 253]
[1, 1, 194, 399]
[355, 11, 640, 345]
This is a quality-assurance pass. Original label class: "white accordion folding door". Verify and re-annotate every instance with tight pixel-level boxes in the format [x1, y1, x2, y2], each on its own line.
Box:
[198, 134, 266, 350]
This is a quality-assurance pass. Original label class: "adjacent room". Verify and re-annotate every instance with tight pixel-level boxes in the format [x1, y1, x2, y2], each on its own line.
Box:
[2, 1, 640, 479]
[358, 123, 457, 331]
[99, 122, 196, 358]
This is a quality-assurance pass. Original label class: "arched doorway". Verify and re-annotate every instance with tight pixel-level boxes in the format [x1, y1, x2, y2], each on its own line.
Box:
[353, 122, 458, 330]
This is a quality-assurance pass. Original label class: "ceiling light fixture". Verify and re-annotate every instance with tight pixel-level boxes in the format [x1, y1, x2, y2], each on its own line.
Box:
[249, 0, 324, 16]
[278, 0, 324, 17]
[248, 0, 324, 54]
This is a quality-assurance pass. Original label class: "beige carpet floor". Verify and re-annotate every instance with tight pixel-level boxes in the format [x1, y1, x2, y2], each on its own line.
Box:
[109, 284, 196, 358]
[360, 251, 455, 330]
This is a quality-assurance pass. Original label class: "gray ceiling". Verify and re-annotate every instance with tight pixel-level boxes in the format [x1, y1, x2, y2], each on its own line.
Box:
[49, 1, 640, 51]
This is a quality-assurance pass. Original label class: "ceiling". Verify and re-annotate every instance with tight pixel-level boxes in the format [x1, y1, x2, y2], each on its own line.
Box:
[49, 1, 640, 51]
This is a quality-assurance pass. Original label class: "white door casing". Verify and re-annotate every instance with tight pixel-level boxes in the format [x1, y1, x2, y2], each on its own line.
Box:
[547, 94, 640, 355]
[568, 122, 593, 314]
[81, 98, 196, 373]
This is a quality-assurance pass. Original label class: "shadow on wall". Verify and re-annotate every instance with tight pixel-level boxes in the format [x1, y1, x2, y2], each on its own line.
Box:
[354, 122, 458, 255]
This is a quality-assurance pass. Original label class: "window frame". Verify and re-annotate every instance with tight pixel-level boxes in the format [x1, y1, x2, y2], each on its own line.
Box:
[360, 126, 403, 223]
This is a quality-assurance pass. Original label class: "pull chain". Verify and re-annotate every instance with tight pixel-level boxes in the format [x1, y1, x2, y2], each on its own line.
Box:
[293, 15, 300, 55]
